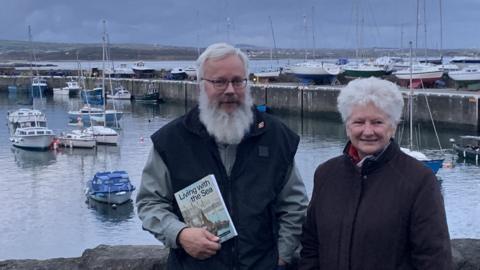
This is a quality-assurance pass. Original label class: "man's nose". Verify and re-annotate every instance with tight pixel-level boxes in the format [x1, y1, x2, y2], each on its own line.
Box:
[223, 82, 235, 94]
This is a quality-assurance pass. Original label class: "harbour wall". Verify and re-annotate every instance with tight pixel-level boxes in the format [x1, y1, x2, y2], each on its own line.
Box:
[1, 76, 479, 131]
[0, 239, 479, 269]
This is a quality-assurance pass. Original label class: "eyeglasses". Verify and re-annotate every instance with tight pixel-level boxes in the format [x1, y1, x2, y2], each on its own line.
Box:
[201, 78, 248, 90]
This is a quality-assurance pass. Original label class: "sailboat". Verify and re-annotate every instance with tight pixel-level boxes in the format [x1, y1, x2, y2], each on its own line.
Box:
[394, 0, 444, 88]
[253, 16, 281, 82]
[400, 41, 444, 174]
[68, 27, 123, 126]
[285, 13, 341, 85]
[83, 20, 120, 145]
[27, 26, 48, 98]
[67, 21, 119, 146]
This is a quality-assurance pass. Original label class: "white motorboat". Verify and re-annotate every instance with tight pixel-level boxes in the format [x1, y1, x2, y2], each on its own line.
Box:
[7, 108, 47, 131]
[58, 131, 96, 148]
[106, 85, 131, 100]
[170, 67, 196, 80]
[449, 56, 480, 69]
[53, 80, 81, 96]
[253, 69, 281, 79]
[131, 61, 155, 78]
[83, 126, 119, 145]
[10, 127, 55, 150]
[448, 66, 480, 82]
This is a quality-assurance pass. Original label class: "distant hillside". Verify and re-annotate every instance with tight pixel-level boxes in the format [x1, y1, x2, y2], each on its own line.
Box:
[0, 39, 477, 62]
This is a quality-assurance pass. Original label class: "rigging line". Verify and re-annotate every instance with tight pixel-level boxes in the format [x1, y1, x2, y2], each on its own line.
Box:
[423, 94, 444, 153]
[365, 0, 382, 48]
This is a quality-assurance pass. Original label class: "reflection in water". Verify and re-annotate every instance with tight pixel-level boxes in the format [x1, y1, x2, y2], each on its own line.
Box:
[11, 147, 57, 168]
[86, 197, 135, 222]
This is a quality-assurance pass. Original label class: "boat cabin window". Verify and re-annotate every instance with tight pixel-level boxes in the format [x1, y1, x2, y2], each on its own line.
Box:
[28, 131, 35, 135]
[37, 130, 45, 135]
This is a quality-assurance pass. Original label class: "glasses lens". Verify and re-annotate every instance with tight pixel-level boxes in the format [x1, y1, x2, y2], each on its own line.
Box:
[232, 79, 246, 88]
[213, 79, 228, 89]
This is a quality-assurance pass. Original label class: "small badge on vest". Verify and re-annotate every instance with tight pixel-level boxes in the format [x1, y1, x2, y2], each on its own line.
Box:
[258, 121, 265, 129]
[258, 145, 269, 157]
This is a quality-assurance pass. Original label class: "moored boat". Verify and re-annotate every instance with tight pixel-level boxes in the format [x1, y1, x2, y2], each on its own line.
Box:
[83, 125, 119, 145]
[58, 131, 96, 148]
[106, 85, 131, 100]
[131, 61, 155, 78]
[342, 62, 390, 78]
[10, 126, 55, 150]
[86, 171, 135, 204]
[68, 105, 123, 125]
[31, 77, 48, 97]
[286, 61, 341, 84]
[452, 135, 480, 163]
[53, 80, 81, 96]
[393, 64, 444, 87]
[448, 66, 480, 89]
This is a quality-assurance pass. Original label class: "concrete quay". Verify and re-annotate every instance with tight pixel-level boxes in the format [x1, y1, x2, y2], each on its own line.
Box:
[1, 76, 479, 131]
[0, 239, 479, 270]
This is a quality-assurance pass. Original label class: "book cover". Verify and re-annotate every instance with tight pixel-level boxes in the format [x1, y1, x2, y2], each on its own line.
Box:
[174, 174, 238, 243]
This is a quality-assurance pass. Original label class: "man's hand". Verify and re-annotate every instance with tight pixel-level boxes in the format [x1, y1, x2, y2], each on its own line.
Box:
[178, 227, 221, 260]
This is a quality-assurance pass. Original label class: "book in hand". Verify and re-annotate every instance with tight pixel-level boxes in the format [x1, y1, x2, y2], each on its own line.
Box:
[174, 174, 237, 243]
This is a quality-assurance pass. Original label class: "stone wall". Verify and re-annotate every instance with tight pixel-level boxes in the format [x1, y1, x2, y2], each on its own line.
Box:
[1, 239, 479, 270]
[0, 77, 479, 130]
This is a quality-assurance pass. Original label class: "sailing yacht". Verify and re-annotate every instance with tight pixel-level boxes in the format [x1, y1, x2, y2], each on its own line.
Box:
[400, 42, 444, 174]
[86, 20, 120, 145]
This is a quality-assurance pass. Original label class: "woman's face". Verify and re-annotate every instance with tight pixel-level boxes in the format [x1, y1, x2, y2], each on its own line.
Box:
[346, 103, 396, 159]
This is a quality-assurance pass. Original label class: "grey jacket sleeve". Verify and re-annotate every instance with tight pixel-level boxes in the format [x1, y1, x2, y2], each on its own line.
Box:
[276, 161, 309, 264]
[136, 147, 187, 248]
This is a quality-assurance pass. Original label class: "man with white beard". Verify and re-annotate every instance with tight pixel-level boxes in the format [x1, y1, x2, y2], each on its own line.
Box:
[136, 43, 308, 270]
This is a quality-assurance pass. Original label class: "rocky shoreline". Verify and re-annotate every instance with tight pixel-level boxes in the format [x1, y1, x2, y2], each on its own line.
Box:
[1, 239, 479, 270]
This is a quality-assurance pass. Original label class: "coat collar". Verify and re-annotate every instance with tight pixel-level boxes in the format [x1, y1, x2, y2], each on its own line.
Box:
[343, 139, 400, 175]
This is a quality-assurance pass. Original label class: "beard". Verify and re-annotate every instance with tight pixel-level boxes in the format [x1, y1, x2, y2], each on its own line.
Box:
[198, 88, 254, 145]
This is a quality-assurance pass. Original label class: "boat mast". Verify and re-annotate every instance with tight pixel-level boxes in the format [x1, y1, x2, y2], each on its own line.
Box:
[27, 25, 34, 78]
[439, 0, 443, 56]
[102, 19, 106, 110]
[303, 14, 308, 61]
[409, 41, 414, 150]
[268, 16, 279, 65]
[311, 7, 316, 60]
[423, 0, 428, 61]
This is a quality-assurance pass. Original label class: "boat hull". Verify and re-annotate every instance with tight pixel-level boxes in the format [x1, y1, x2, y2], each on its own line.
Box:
[342, 69, 388, 78]
[11, 134, 55, 150]
[135, 92, 160, 103]
[84, 126, 119, 145]
[422, 159, 444, 175]
[453, 144, 480, 162]
[58, 137, 96, 148]
[88, 191, 133, 205]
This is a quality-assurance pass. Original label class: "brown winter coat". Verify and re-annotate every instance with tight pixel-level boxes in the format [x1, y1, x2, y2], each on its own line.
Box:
[299, 141, 452, 270]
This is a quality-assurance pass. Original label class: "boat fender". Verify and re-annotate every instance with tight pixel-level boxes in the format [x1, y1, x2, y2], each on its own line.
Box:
[140, 136, 144, 143]
[52, 138, 60, 150]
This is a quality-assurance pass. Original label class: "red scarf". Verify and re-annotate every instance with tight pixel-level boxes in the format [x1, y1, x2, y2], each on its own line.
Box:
[347, 144, 361, 164]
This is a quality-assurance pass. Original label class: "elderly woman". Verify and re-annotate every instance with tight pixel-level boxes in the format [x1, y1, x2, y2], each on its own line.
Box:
[299, 77, 452, 270]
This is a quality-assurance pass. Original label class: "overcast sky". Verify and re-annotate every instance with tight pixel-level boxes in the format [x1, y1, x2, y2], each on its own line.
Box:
[1, 0, 478, 50]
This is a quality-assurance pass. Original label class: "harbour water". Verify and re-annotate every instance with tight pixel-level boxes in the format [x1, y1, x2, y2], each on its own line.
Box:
[0, 92, 479, 260]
